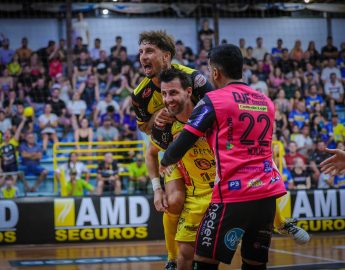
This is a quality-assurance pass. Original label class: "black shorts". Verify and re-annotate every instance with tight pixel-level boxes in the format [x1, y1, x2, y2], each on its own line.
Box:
[2, 163, 18, 173]
[195, 196, 276, 264]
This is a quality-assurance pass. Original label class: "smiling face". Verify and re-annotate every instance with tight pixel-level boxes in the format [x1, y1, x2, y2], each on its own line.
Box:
[139, 42, 170, 79]
[161, 78, 191, 117]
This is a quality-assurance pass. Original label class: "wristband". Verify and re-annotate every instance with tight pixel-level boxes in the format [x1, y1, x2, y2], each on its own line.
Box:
[151, 177, 162, 191]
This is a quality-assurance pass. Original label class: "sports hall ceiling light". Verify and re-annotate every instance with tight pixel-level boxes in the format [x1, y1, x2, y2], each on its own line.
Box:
[102, 9, 109, 15]
[304, 0, 310, 3]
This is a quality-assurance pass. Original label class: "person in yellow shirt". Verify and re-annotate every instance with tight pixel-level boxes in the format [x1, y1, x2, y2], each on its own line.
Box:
[331, 114, 345, 142]
[67, 170, 94, 197]
[0, 175, 19, 198]
[128, 154, 149, 194]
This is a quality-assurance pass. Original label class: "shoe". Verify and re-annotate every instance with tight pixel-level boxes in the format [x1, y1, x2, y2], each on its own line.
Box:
[164, 260, 177, 270]
[278, 219, 310, 245]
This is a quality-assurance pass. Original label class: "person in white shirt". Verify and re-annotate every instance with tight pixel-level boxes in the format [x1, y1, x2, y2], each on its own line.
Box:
[55, 151, 90, 182]
[89, 38, 101, 60]
[321, 59, 342, 83]
[250, 74, 268, 96]
[324, 72, 344, 113]
[0, 110, 11, 134]
[94, 91, 120, 126]
[67, 92, 87, 130]
[253, 36, 268, 61]
[38, 104, 58, 153]
[72, 12, 90, 47]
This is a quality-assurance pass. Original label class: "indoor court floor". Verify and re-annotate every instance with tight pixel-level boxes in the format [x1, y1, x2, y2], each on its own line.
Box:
[0, 233, 344, 270]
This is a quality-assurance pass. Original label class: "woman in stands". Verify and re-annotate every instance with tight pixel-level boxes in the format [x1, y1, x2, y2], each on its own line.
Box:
[74, 117, 93, 152]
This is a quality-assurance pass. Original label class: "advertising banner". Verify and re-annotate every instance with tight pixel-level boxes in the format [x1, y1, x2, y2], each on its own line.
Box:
[0, 190, 344, 245]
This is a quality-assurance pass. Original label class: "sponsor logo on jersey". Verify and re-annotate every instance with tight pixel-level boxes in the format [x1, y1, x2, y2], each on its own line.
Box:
[194, 74, 207, 88]
[224, 228, 244, 251]
[194, 158, 212, 170]
[238, 104, 268, 112]
[263, 160, 273, 172]
[270, 176, 281, 184]
[142, 88, 152, 98]
[248, 179, 264, 188]
[228, 180, 241, 190]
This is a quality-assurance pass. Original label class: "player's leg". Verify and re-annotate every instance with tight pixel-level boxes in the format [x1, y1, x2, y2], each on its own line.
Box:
[163, 178, 185, 270]
[275, 195, 310, 245]
[177, 242, 194, 270]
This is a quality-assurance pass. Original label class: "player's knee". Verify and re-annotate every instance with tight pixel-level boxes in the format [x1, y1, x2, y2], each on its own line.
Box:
[167, 191, 184, 214]
[178, 244, 193, 261]
[242, 259, 267, 270]
[192, 261, 219, 270]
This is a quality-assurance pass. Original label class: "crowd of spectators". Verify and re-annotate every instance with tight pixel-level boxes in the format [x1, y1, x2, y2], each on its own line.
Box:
[0, 22, 344, 198]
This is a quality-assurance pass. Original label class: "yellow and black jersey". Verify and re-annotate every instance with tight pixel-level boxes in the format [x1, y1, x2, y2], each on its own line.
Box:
[151, 121, 215, 197]
[131, 63, 213, 126]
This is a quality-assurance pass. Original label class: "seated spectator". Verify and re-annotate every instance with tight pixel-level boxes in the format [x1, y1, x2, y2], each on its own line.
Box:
[0, 67, 14, 94]
[67, 169, 94, 197]
[0, 109, 12, 134]
[274, 106, 288, 140]
[7, 53, 22, 77]
[49, 51, 63, 79]
[55, 73, 73, 105]
[110, 36, 127, 58]
[30, 77, 49, 104]
[94, 91, 120, 127]
[293, 125, 314, 157]
[321, 36, 338, 61]
[49, 86, 71, 137]
[73, 36, 88, 59]
[288, 101, 309, 130]
[283, 74, 298, 100]
[253, 36, 268, 61]
[15, 37, 32, 65]
[290, 40, 304, 63]
[128, 155, 149, 194]
[289, 157, 311, 190]
[0, 175, 19, 198]
[113, 75, 133, 103]
[305, 41, 320, 67]
[321, 59, 342, 84]
[90, 38, 102, 60]
[67, 92, 87, 130]
[268, 67, 285, 91]
[284, 141, 308, 169]
[277, 48, 293, 75]
[78, 74, 100, 110]
[38, 104, 59, 153]
[19, 132, 48, 192]
[99, 105, 121, 129]
[0, 118, 26, 182]
[309, 140, 332, 187]
[249, 74, 268, 96]
[93, 49, 110, 87]
[122, 107, 137, 140]
[96, 153, 121, 195]
[243, 47, 258, 73]
[331, 114, 345, 143]
[273, 88, 291, 114]
[324, 72, 344, 114]
[96, 115, 120, 142]
[74, 118, 93, 151]
[0, 38, 14, 66]
[318, 172, 333, 189]
[271, 38, 284, 64]
[305, 84, 325, 113]
[55, 151, 89, 183]
[72, 51, 92, 89]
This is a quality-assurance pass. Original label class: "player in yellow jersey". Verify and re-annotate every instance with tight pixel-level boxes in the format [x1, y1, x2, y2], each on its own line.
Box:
[132, 30, 213, 270]
[147, 68, 214, 270]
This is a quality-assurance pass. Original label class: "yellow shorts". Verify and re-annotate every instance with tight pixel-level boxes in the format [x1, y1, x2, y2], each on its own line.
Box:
[175, 192, 211, 242]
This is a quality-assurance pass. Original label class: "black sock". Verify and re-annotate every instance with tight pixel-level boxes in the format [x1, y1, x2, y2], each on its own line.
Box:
[192, 260, 219, 270]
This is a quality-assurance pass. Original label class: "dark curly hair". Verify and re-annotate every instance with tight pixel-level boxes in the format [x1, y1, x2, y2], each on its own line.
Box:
[139, 30, 175, 59]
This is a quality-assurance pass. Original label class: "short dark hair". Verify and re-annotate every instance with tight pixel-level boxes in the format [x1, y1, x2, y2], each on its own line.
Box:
[139, 30, 175, 59]
[208, 44, 243, 80]
[159, 68, 192, 90]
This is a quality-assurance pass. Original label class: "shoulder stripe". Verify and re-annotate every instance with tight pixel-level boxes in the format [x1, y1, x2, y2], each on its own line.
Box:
[134, 77, 151, 95]
[172, 64, 196, 75]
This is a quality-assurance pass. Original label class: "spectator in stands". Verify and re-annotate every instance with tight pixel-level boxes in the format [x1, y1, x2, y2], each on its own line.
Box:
[72, 51, 92, 89]
[38, 104, 59, 154]
[318, 172, 333, 189]
[305, 84, 325, 113]
[73, 37, 88, 59]
[110, 36, 126, 58]
[99, 105, 121, 129]
[274, 88, 291, 114]
[309, 140, 332, 187]
[282, 74, 298, 100]
[72, 12, 90, 47]
[48, 86, 71, 134]
[274, 106, 288, 140]
[122, 107, 137, 140]
[290, 40, 304, 63]
[36, 40, 55, 73]
[90, 38, 102, 60]
[30, 77, 49, 104]
[55, 73, 72, 105]
[337, 49, 345, 83]
[321, 59, 342, 84]
[0, 109, 11, 134]
[94, 91, 119, 127]
[305, 40, 320, 67]
[55, 151, 90, 183]
[293, 125, 314, 157]
[67, 169, 94, 197]
[271, 38, 284, 63]
[269, 67, 285, 93]
[249, 74, 268, 96]
[289, 101, 309, 130]
[7, 53, 21, 78]
[0, 67, 14, 95]
[324, 72, 344, 114]
[74, 118, 93, 151]
[93, 50, 110, 88]
[78, 74, 100, 110]
[113, 73, 133, 103]
[67, 92, 87, 130]
[239, 38, 247, 58]
[321, 36, 338, 61]
[0, 175, 19, 198]
[0, 38, 14, 65]
[15, 37, 32, 65]
[278, 48, 293, 75]
[128, 154, 148, 194]
[331, 114, 345, 143]
[0, 118, 25, 182]
[198, 19, 214, 52]
[57, 38, 67, 74]
[48, 51, 63, 79]
[284, 141, 308, 170]
[244, 46, 258, 73]
[289, 157, 311, 190]
[96, 115, 120, 142]
[20, 132, 48, 192]
[96, 152, 121, 195]
[253, 36, 268, 61]
[195, 49, 208, 70]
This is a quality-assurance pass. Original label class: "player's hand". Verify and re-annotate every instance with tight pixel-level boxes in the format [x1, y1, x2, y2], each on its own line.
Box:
[153, 188, 168, 212]
[320, 148, 345, 175]
[154, 108, 175, 128]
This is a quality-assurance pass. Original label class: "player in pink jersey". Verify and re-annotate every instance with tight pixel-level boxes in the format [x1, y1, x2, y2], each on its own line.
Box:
[160, 44, 287, 270]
